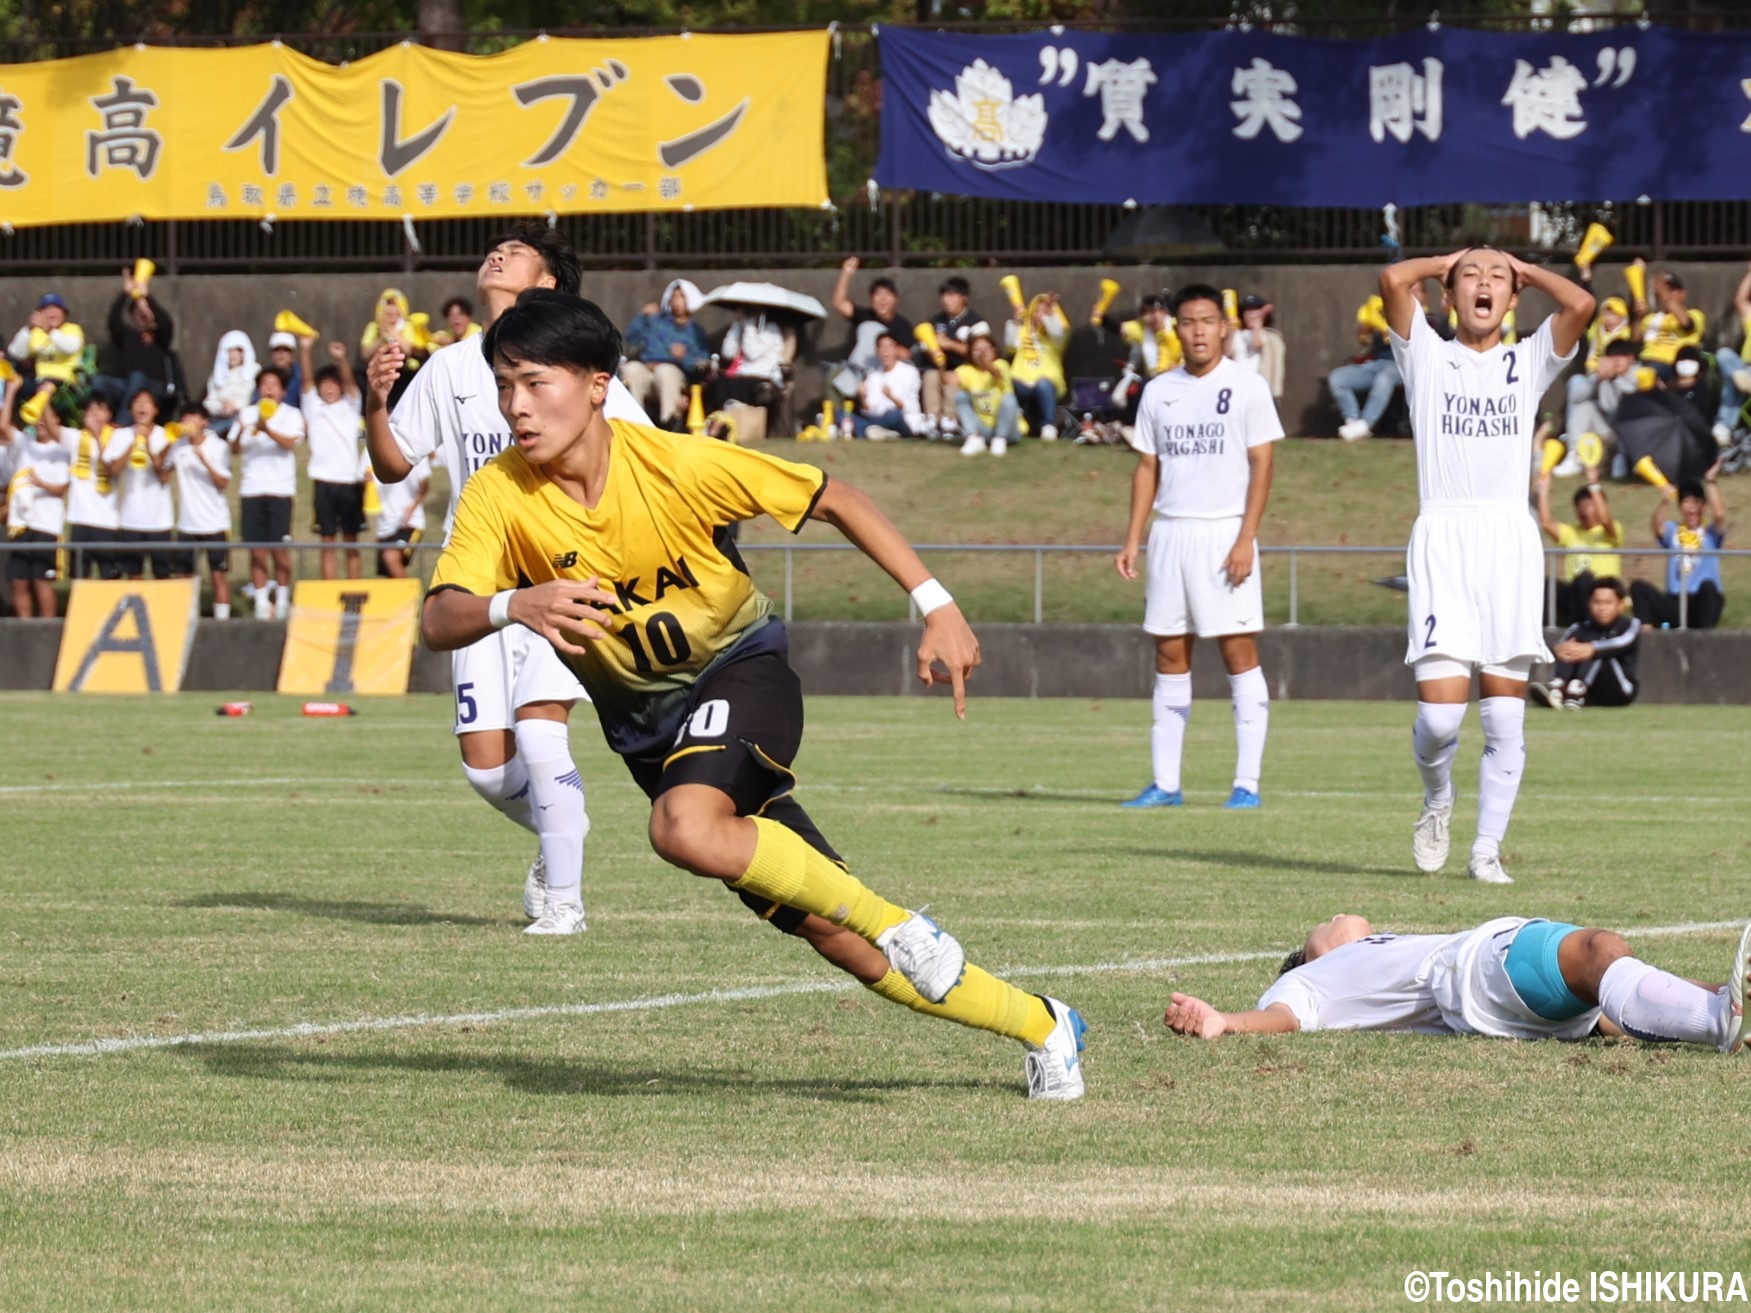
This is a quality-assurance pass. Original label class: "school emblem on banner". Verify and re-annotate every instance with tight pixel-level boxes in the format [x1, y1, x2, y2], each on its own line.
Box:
[927, 59, 1046, 169]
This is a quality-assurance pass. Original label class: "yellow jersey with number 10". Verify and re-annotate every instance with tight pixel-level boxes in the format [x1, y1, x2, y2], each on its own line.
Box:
[430, 419, 826, 755]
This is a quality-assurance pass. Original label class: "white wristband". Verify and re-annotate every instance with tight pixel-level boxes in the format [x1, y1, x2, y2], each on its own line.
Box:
[487, 590, 515, 630]
[909, 578, 954, 618]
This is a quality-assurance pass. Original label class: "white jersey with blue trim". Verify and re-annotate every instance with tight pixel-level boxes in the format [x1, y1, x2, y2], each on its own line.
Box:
[388, 335, 649, 539]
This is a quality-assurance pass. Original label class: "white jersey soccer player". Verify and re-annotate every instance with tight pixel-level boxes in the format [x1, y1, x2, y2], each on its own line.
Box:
[1381, 249, 1593, 885]
[1165, 913, 1749, 1055]
[367, 227, 649, 936]
[1116, 285, 1281, 812]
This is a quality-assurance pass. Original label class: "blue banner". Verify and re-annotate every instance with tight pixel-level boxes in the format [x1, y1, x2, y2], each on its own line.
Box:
[875, 25, 1751, 206]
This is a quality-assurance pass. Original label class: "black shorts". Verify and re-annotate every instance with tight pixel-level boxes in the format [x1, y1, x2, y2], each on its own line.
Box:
[66, 522, 122, 579]
[175, 530, 230, 575]
[375, 527, 419, 576]
[623, 649, 839, 935]
[6, 528, 58, 581]
[240, 496, 293, 546]
[312, 481, 366, 537]
[114, 527, 175, 579]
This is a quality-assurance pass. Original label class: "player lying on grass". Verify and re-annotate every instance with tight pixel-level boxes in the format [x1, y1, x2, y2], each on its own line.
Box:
[420, 289, 1087, 1099]
[1164, 914, 1748, 1053]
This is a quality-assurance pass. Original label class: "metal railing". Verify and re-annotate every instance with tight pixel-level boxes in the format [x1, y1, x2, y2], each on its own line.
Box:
[4, 12, 1751, 271]
[4, 538, 1742, 630]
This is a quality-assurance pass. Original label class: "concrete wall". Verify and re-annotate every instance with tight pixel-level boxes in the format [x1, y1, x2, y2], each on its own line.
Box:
[5, 260, 1740, 438]
[4, 619, 1745, 703]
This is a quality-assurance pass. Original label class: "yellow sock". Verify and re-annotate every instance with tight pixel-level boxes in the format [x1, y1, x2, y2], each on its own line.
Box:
[734, 817, 907, 943]
[866, 968, 1056, 1047]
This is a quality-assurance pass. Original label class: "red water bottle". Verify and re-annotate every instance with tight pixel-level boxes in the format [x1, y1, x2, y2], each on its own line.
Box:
[301, 702, 357, 717]
[215, 702, 253, 717]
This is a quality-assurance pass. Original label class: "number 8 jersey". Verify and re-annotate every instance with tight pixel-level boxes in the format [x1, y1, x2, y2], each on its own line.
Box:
[430, 421, 826, 756]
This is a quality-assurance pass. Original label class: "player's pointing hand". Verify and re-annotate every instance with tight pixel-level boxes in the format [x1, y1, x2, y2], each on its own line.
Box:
[917, 603, 980, 720]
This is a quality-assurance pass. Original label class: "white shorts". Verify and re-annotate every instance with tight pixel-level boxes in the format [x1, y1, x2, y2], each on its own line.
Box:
[1143, 516, 1263, 638]
[1430, 917, 1600, 1042]
[1405, 507, 1551, 668]
[450, 624, 587, 735]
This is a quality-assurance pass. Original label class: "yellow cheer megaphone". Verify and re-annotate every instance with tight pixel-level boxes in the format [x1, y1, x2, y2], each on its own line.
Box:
[1632, 455, 1671, 490]
[1633, 365, 1658, 392]
[1625, 261, 1647, 307]
[274, 309, 319, 339]
[1574, 223, 1614, 278]
[1222, 288, 1240, 325]
[1575, 432, 1605, 468]
[1357, 295, 1391, 338]
[999, 274, 1025, 312]
[163, 422, 181, 443]
[18, 389, 48, 427]
[914, 322, 945, 368]
[131, 258, 155, 298]
[796, 424, 822, 444]
[821, 397, 836, 430]
[362, 475, 382, 517]
[1539, 436, 1568, 477]
[257, 398, 279, 420]
[1091, 278, 1120, 326]
[686, 384, 706, 436]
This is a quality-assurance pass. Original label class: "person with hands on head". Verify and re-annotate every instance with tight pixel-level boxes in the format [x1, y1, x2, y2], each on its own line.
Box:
[1115, 284, 1282, 813]
[1534, 472, 1623, 627]
[1630, 479, 1728, 631]
[422, 289, 1088, 1100]
[1381, 247, 1594, 885]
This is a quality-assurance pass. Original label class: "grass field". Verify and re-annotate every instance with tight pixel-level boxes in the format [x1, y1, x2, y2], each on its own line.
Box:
[3, 691, 1748, 1311]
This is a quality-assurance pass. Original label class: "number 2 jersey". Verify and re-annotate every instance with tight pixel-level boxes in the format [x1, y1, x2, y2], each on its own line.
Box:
[387, 334, 649, 538]
[428, 421, 826, 757]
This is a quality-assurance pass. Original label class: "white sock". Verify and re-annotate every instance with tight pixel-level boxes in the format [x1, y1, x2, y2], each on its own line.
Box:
[1412, 701, 1465, 808]
[1150, 672, 1192, 793]
[213, 602, 230, 620]
[1597, 958, 1730, 1046]
[1227, 665, 1269, 793]
[514, 718, 589, 906]
[274, 585, 290, 620]
[1473, 696, 1526, 860]
[462, 758, 538, 835]
[253, 588, 272, 620]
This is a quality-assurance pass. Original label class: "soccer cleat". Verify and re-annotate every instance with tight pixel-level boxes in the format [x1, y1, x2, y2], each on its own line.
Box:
[959, 434, 987, 456]
[1467, 853, 1514, 884]
[1527, 682, 1561, 709]
[1565, 679, 1587, 709]
[1121, 784, 1183, 809]
[1721, 922, 1750, 1055]
[990, 437, 1008, 457]
[1025, 996, 1087, 1100]
[1223, 786, 1261, 810]
[523, 898, 586, 936]
[877, 911, 966, 1004]
[1412, 801, 1453, 873]
[523, 854, 547, 920]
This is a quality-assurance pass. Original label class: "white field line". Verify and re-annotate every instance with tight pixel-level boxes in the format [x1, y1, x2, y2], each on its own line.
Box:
[0, 777, 1740, 808]
[1, 921, 1739, 1065]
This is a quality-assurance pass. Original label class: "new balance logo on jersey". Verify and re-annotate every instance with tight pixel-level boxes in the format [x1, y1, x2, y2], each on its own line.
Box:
[551, 551, 579, 568]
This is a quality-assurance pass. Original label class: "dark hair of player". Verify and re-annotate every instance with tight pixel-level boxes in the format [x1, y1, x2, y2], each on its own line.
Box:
[482, 289, 623, 378]
[1171, 283, 1224, 317]
[442, 296, 475, 319]
[869, 277, 898, 298]
[1571, 485, 1600, 509]
[1590, 575, 1627, 599]
[486, 225, 582, 298]
[1139, 294, 1167, 313]
[1677, 482, 1707, 504]
[1278, 948, 1307, 977]
[258, 364, 290, 389]
[313, 364, 343, 389]
[178, 396, 207, 419]
[1602, 339, 1638, 359]
[1443, 246, 1522, 295]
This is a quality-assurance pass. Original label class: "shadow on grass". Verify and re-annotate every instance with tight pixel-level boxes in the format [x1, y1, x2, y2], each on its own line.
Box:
[934, 786, 1122, 806]
[177, 891, 504, 928]
[181, 1042, 995, 1102]
[1110, 848, 1409, 879]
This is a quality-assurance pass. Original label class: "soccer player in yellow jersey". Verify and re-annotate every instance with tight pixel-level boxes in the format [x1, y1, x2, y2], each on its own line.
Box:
[424, 291, 1088, 1099]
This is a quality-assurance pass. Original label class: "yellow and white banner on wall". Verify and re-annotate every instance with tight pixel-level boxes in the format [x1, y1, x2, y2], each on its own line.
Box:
[278, 579, 422, 696]
[0, 33, 827, 225]
[52, 577, 200, 693]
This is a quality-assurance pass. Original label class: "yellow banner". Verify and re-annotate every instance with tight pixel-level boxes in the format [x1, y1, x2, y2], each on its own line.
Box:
[52, 578, 200, 693]
[278, 579, 422, 696]
[0, 34, 827, 226]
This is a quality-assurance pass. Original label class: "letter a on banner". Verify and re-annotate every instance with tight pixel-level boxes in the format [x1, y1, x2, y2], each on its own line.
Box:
[52, 578, 200, 693]
[278, 579, 422, 696]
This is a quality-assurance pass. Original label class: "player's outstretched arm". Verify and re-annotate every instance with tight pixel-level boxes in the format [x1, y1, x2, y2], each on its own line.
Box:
[809, 477, 981, 718]
[1164, 993, 1300, 1039]
[1380, 254, 1454, 339]
[362, 342, 414, 483]
[1507, 254, 1595, 358]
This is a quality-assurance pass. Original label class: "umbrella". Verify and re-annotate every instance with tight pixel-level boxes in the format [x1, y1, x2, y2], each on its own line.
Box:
[1614, 391, 1714, 487]
[700, 282, 828, 319]
[1102, 206, 1225, 261]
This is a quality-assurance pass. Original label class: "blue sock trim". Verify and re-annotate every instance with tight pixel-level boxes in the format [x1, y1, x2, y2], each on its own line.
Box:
[1503, 920, 1591, 1022]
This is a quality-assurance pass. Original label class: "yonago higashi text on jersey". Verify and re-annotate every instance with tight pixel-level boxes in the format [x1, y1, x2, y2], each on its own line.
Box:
[429, 420, 826, 757]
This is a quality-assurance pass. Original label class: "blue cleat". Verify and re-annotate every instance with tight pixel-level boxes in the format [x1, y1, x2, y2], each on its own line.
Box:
[1223, 787, 1262, 810]
[1121, 784, 1183, 809]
